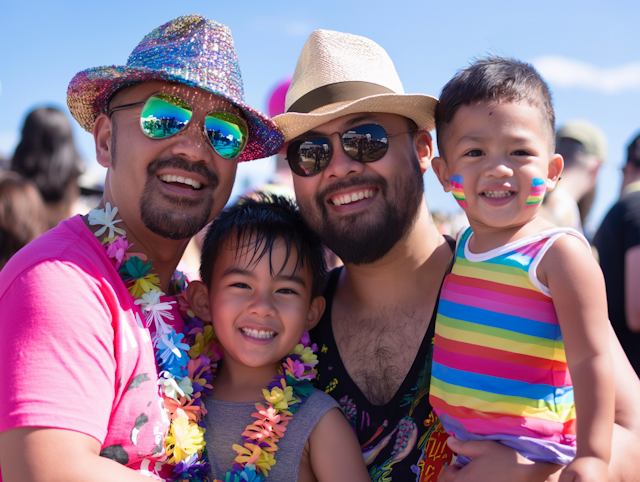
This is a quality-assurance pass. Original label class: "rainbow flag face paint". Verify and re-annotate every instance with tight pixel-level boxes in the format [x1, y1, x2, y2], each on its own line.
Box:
[525, 177, 546, 209]
[450, 175, 467, 208]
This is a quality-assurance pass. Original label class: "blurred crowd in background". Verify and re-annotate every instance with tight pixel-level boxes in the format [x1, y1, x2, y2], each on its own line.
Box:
[1, 77, 640, 376]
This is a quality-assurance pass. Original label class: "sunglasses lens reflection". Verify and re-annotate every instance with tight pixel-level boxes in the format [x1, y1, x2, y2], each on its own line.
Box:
[205, 112, 248, 159]
[341, 124, 389, 162]
[289, 138, 331, 176]
[140, 94, 192, 138]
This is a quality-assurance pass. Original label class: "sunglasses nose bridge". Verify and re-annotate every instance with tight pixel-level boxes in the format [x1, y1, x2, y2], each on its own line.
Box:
[320, 132, 366, 179]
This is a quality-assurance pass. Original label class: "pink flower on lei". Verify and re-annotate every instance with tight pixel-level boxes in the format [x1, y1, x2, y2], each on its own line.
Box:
[106, 236, 133, 269]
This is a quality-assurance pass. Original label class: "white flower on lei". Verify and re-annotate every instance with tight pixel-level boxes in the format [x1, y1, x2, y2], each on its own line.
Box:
[134, 289, 176, 345]
[88, 202, 126, 238]
[158, 371, 194, 401]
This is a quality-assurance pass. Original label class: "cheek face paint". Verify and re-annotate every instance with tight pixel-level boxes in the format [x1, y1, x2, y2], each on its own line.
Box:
[525, 177, 546, 209]
[450, 174, 467, 208]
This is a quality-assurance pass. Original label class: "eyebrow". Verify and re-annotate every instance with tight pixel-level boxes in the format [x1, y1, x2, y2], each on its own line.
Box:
[458, 134, 536, 144]
[222, 267, 307, 287]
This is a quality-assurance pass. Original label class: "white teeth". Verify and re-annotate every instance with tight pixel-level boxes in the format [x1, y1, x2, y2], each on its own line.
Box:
[158, 174, 202, 190]
[483, 190, 514, 198]
[241, 327, 276, 339]
[331, 189, 375, 206]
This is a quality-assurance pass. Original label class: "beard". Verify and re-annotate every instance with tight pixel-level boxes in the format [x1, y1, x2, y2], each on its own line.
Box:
[139, 157, 219, 240]
[298, 152, 424, 265]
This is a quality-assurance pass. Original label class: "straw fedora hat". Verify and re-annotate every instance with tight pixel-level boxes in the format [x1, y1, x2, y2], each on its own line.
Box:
[273, 29, 438, 142]
[67, 15, 283, 162]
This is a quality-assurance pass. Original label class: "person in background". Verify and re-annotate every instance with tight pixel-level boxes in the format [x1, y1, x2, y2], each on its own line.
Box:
[539, 120, 606, 235]
[11, 106, 86, 229]
[594, 132, 640, 377]
[0, 172, 48, 269]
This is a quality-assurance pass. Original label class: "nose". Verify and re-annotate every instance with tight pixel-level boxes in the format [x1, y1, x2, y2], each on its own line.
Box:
[321, 133, 366, 180]
[248, 290, 277, 319]
[483, 154, 514, 179]
[169, 112, 217, 162]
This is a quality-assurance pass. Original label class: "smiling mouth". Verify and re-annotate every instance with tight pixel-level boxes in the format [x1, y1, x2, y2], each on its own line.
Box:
[240, 327, 277, 340]
[481, 190, 515, 198]
[158, 174, 203, 190]
[330, 188, 377, 206]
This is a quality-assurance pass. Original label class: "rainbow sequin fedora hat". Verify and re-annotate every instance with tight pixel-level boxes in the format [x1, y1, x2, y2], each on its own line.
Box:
[67, 14, 283, 162]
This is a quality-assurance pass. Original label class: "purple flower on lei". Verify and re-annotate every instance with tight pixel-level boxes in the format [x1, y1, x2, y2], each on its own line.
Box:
[172, 453, 211, 481]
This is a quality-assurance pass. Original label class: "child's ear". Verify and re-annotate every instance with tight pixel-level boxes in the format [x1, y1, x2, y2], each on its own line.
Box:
[431, 156, 452, 192]
[305, 296, 326, 331]
[186, 281, 213, 322]
[546, 154, 564, 191]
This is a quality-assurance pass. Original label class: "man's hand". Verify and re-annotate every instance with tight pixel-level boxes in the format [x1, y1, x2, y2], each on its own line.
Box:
[559, 456, 608, 482]
[437, 437, 563, 482]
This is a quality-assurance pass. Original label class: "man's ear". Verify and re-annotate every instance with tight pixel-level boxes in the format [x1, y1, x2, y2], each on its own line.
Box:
[546, 153, 564, 191]
[305, 296, 326, 331]
[431, 156, 452, 192]
[186, 281, 213, 322]
[414, 130, 433, 175]
[93, 113, 114, 169]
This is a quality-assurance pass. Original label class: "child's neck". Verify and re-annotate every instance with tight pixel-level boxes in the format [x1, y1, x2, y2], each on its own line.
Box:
[467, 215, 556, 253]
[212, 357, 281, 403]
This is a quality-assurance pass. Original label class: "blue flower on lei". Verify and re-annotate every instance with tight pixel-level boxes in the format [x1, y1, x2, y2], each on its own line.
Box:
[156, 330, 190, 375]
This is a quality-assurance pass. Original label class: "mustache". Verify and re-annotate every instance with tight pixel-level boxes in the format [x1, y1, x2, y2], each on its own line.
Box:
[316, 174, 387, 203]
[147, 157, 220, 188]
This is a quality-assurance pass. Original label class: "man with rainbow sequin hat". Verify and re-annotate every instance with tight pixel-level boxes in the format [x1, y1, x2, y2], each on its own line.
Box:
[0, 15, 282, 482]
[273, 29, 640, 482]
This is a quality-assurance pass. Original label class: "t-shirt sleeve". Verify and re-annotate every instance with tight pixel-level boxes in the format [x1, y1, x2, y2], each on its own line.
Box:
[623, 195, 640, 251]
[0, 260, 117, 443]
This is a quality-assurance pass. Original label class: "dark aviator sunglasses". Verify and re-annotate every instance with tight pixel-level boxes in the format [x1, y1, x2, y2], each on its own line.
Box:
[286, 124, 416, 177]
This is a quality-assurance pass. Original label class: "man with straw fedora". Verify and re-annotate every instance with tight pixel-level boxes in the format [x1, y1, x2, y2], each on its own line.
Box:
[273, 29, 640, 482]
[0, 15, 282, 482]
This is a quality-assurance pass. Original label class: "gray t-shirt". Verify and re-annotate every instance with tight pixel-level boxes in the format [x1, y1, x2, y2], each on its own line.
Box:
[205, 388, 340, 481]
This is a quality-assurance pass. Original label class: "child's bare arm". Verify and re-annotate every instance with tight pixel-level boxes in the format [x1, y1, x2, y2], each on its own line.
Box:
[307, 407, 370, 482]
[538, 235, 614, 481]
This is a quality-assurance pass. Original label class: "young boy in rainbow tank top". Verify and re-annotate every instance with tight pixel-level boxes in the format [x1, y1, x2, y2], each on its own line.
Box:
[187, 194, 369, 482]
[430, 58, 614, 482]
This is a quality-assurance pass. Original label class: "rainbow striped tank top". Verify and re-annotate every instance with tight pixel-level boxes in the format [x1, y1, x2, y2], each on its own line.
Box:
[429, 227, 587, 465]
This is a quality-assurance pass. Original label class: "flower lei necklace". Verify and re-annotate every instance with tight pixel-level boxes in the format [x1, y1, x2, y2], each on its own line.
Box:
[213, 331, 319, 482]
[89, 203, 319, 482]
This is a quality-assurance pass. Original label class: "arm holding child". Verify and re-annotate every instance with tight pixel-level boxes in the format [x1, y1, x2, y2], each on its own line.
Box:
[537, 234, 614, 482]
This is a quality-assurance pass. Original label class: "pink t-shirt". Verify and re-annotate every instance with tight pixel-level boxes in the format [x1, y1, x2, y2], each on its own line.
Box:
[0, 215, 182, 480]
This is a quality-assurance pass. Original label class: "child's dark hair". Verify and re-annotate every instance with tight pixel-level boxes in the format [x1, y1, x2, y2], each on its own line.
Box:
[435, 57, 555, 157]
[200, 192, 327, 297]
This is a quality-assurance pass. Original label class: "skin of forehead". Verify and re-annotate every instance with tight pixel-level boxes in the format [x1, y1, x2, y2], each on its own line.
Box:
[109, 81, 242, 116]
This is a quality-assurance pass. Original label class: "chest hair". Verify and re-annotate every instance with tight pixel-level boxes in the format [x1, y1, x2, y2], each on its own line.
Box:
[332, 304, 432, 406]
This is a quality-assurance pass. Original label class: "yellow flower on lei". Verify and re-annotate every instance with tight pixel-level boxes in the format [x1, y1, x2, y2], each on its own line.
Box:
[262, 385, 297, 412]
[128, 273, 161, 298]
[233, 442, 277, 475]
[165, 416, 205, 464]
[291, 343, 318, 366]
[188, 324, 216, 358]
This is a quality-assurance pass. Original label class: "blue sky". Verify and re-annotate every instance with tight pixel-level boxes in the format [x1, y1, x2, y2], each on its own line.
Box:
[1, 0, 639, 235]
